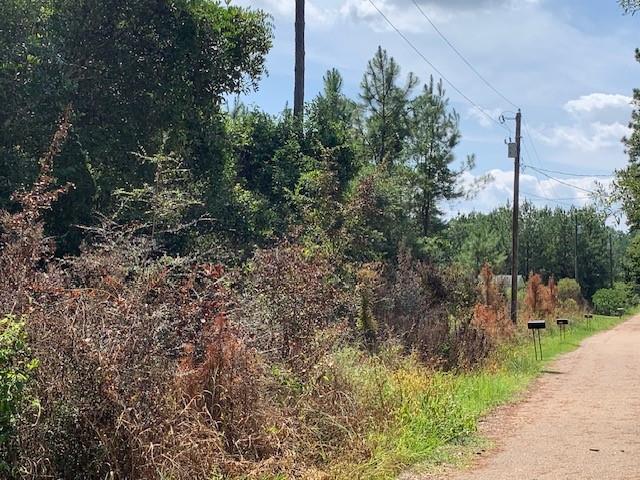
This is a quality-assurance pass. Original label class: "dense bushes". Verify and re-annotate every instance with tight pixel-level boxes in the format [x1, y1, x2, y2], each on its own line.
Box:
[0, 316, 37, 474]
[0, 127, 520, 478]
[592, 283, 635, 315]
[557, 278, 582, 304]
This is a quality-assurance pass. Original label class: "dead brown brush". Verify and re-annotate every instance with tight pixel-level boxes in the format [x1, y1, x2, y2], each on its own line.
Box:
[472, 264, 513, 341]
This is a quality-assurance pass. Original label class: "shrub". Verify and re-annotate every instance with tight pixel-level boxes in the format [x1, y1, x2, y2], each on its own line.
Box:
[236, 244, 352, 370]
[356, 265, 380, 351]
[379, 247, 488, 368]
[0, 316, 38, 473]
[557, 278, 583, 304]
[592, 282, 634, 315]
[473, 264, 512, 341]
[525, 273, 557, 318]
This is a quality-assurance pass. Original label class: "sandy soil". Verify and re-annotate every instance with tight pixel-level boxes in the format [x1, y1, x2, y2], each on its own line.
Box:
[422, 315, 640, 480]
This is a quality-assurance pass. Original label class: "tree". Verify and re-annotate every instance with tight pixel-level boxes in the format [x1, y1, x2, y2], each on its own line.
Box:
[618, 50, 640, 229]
[457, 221, 507, 274]
[359, 47, 417, 167]
[0, 0, 273, 251]
[620, 0, 640, 14]
[307, 69, 360, 196]
[405, 77, 469, 236]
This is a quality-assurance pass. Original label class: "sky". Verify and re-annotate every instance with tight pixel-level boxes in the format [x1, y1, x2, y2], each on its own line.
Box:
[230, 0, 638, 225]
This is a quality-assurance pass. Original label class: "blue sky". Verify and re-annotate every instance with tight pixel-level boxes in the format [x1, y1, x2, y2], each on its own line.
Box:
[231, 0, 638, 223]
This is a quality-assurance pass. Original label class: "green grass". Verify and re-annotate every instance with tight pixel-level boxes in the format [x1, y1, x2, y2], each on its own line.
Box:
[330, 310, 635, 479]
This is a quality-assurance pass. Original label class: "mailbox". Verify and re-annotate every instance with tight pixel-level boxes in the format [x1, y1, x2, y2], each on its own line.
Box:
[528, 320, 545, 360]
[528, 320, 546, 330]
[556, 318, 569, 341]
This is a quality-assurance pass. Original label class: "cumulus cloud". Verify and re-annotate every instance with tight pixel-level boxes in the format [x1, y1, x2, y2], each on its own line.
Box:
[564, 93, 632, 114]
[532, 122, 630, 152]
[445, 168, 612, 218]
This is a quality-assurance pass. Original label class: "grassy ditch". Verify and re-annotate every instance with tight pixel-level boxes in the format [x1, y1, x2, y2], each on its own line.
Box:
[324, 311, 634, 480]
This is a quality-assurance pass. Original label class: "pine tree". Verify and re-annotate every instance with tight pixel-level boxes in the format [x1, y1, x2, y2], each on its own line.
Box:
[359, 47, 417, 167]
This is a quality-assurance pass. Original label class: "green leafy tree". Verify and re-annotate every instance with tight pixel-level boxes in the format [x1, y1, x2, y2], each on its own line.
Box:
[0, 0, 273, 251]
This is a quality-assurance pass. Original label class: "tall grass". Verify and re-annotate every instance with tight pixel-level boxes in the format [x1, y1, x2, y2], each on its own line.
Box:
[324, 311, 633, 480]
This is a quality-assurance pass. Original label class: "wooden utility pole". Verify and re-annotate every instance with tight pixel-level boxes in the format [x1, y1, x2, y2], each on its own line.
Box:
[609, 231, 614, 288]
[294, 0, 305, 118]
[511, 110, 522, 324]
[574, 213, 579, 281]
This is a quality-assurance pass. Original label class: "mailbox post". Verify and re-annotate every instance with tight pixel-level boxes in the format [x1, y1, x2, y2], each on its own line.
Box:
[556, 318, 569, 341]
[528, 320, 546, 361]
[584, 313, 592, 329]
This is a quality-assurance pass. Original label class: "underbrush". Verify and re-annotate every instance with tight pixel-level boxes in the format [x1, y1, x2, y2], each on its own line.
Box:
[0, 117, 633, 479]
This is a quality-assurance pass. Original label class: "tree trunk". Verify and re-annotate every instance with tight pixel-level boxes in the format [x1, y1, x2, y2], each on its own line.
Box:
[294, 0, 305, 119]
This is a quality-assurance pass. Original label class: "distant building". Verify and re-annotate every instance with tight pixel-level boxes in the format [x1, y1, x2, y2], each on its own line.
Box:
[491, 274, 525, 292]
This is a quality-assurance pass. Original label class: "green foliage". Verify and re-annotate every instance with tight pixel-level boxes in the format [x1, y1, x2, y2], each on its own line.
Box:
[405, 77, 465, 236]
[624, 232, 640, 283]
[456, 219, 507, 273]
[113, 138, 204, 241]
[557, 278, 582, 303]
[618, 49, 640, 228]
[0, 316, 38, 470]
[0, 0, 273, 251]
[359, 46, 418, 166]
[592, 282, 635, 315]
[620, 0, 640, 14]
[444, 204, 625, 298]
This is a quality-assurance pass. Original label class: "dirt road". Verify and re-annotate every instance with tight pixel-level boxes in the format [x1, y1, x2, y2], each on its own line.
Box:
[434, 315, 640, 480]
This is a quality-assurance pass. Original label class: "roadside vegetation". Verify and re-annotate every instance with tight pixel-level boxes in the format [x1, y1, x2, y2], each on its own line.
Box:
[2, 1, 640, 479]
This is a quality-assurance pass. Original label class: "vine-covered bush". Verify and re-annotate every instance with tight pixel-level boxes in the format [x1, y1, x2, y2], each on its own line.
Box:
[0, 316, 38, 474]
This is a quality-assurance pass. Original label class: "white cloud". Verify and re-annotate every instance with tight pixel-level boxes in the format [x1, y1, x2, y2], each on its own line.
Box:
[532, 122, 630, 152]
[564, 93, 632, 114]
[232, 0, 338, 27]
[446, 168, 612, 218]
[467, 106, 504, 128]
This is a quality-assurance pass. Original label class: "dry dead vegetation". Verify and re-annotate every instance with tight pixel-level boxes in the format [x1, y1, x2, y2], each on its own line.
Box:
[0, 117, 572, 479]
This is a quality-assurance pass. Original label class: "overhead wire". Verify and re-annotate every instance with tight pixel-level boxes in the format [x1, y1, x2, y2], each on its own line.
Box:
[366, 0, 510, 133]
[410, 0, 519, 110]
[522, 165, 612, 178]
[368, 0, 611, 207]
[525, 165, 598, 195]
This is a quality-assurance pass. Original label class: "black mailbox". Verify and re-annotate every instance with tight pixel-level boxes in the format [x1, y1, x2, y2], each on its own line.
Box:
[528, 320, 546, 329]
[528, 320, 545, 360]
[556, 318, 569, 341]
[616, 308, 625, 317]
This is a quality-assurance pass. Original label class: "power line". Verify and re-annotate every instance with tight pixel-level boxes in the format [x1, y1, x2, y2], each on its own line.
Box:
[521, 142, 561, 201]
[366, 0, 510, 133]
[522, 190, 590, 204]
[523, 165, 613, 178]
[524, 165, 598, 194]
[410, 0, 519, 110]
